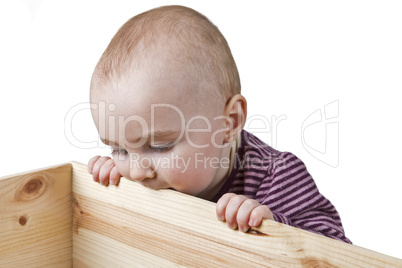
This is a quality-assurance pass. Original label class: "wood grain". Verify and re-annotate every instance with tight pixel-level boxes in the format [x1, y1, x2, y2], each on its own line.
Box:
[0, 163, 72, 267]
[1, 162, 401, 267]
[71, 161, 402, 268]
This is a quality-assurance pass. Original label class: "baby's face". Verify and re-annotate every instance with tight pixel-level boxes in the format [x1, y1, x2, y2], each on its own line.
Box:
[91, 63, 231, 199]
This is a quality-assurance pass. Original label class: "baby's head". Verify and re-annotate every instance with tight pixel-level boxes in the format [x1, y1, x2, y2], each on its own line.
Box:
[90, 5, 247, 199]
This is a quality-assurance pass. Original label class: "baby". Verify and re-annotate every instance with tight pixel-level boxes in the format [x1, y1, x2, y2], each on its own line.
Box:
[88, 5, 350, 243]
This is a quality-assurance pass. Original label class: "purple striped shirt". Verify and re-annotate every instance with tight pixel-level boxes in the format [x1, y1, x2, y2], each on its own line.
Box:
[212, 130, 351, 243]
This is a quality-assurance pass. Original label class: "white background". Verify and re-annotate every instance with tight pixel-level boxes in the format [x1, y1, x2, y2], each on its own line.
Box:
[1, 0, 401, 259]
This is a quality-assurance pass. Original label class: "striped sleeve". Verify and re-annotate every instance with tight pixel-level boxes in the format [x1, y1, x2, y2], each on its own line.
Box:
[258, 152, 351, 243]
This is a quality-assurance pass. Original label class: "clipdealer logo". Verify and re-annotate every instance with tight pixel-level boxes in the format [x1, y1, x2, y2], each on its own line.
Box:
[301, 100, 339, 167]
[64, 100, 341, 168]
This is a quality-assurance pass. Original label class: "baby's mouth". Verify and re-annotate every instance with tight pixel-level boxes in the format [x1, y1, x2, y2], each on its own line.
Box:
[138, 178, 161, 190]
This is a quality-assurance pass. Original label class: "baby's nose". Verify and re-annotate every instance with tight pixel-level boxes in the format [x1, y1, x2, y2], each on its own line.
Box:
[129, 165, 156, 182]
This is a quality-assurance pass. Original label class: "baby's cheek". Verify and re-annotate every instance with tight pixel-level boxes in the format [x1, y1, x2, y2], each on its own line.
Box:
[165, 167, 187, 184]
[164, 167, 191, 190]
[184, 169, 214, 192]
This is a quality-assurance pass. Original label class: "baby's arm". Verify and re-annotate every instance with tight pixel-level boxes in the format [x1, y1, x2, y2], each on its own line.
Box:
[255, 153, 351, 243]
[88, 156, 122, 186]
[216, 193, 274, 232]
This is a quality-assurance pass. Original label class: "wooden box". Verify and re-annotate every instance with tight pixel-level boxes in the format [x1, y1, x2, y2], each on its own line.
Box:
[1, 162, 401, 267]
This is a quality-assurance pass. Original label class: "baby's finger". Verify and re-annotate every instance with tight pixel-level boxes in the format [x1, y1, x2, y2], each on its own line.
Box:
[109, 165, 122, 185]
[248, 205, 273, 227]
[225, 195, 248, 230]
[88, 155, 101, 174]
[236, 199, 261, 232]
[98, 159, 115, 186]
[216, 193, 236, 221]
[91, 156, 111, 183]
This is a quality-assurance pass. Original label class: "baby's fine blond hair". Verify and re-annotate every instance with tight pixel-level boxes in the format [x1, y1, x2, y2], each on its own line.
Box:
[92, 5, 240, 103]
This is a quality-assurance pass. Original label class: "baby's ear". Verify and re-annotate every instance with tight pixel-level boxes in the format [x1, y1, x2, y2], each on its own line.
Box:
[223, 94, 247, 143]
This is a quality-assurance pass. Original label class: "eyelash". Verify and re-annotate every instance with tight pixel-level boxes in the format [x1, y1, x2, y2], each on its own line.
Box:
[111, 148, 128, 156]
[110, 143, 174, 156]
[148, 143, 174, 153]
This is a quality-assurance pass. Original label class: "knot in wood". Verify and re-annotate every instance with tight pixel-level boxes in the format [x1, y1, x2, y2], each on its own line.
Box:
[23, 178, 43, 194]
[15, 175, 48, 201]
[19, 215, 28, 226]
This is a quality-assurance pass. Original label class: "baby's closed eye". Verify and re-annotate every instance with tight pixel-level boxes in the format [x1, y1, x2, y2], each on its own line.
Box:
[111, 148, 128, 156]
[148, 142, 175, 153]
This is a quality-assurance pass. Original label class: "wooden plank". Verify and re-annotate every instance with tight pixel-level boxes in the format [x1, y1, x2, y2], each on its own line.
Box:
[71, 161, 402, 267]
[0, 163, 72, 267]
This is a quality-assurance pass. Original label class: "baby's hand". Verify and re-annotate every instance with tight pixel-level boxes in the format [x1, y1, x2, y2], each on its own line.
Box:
[88, 156, 122, 186]
[216, 193, 274, 232]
